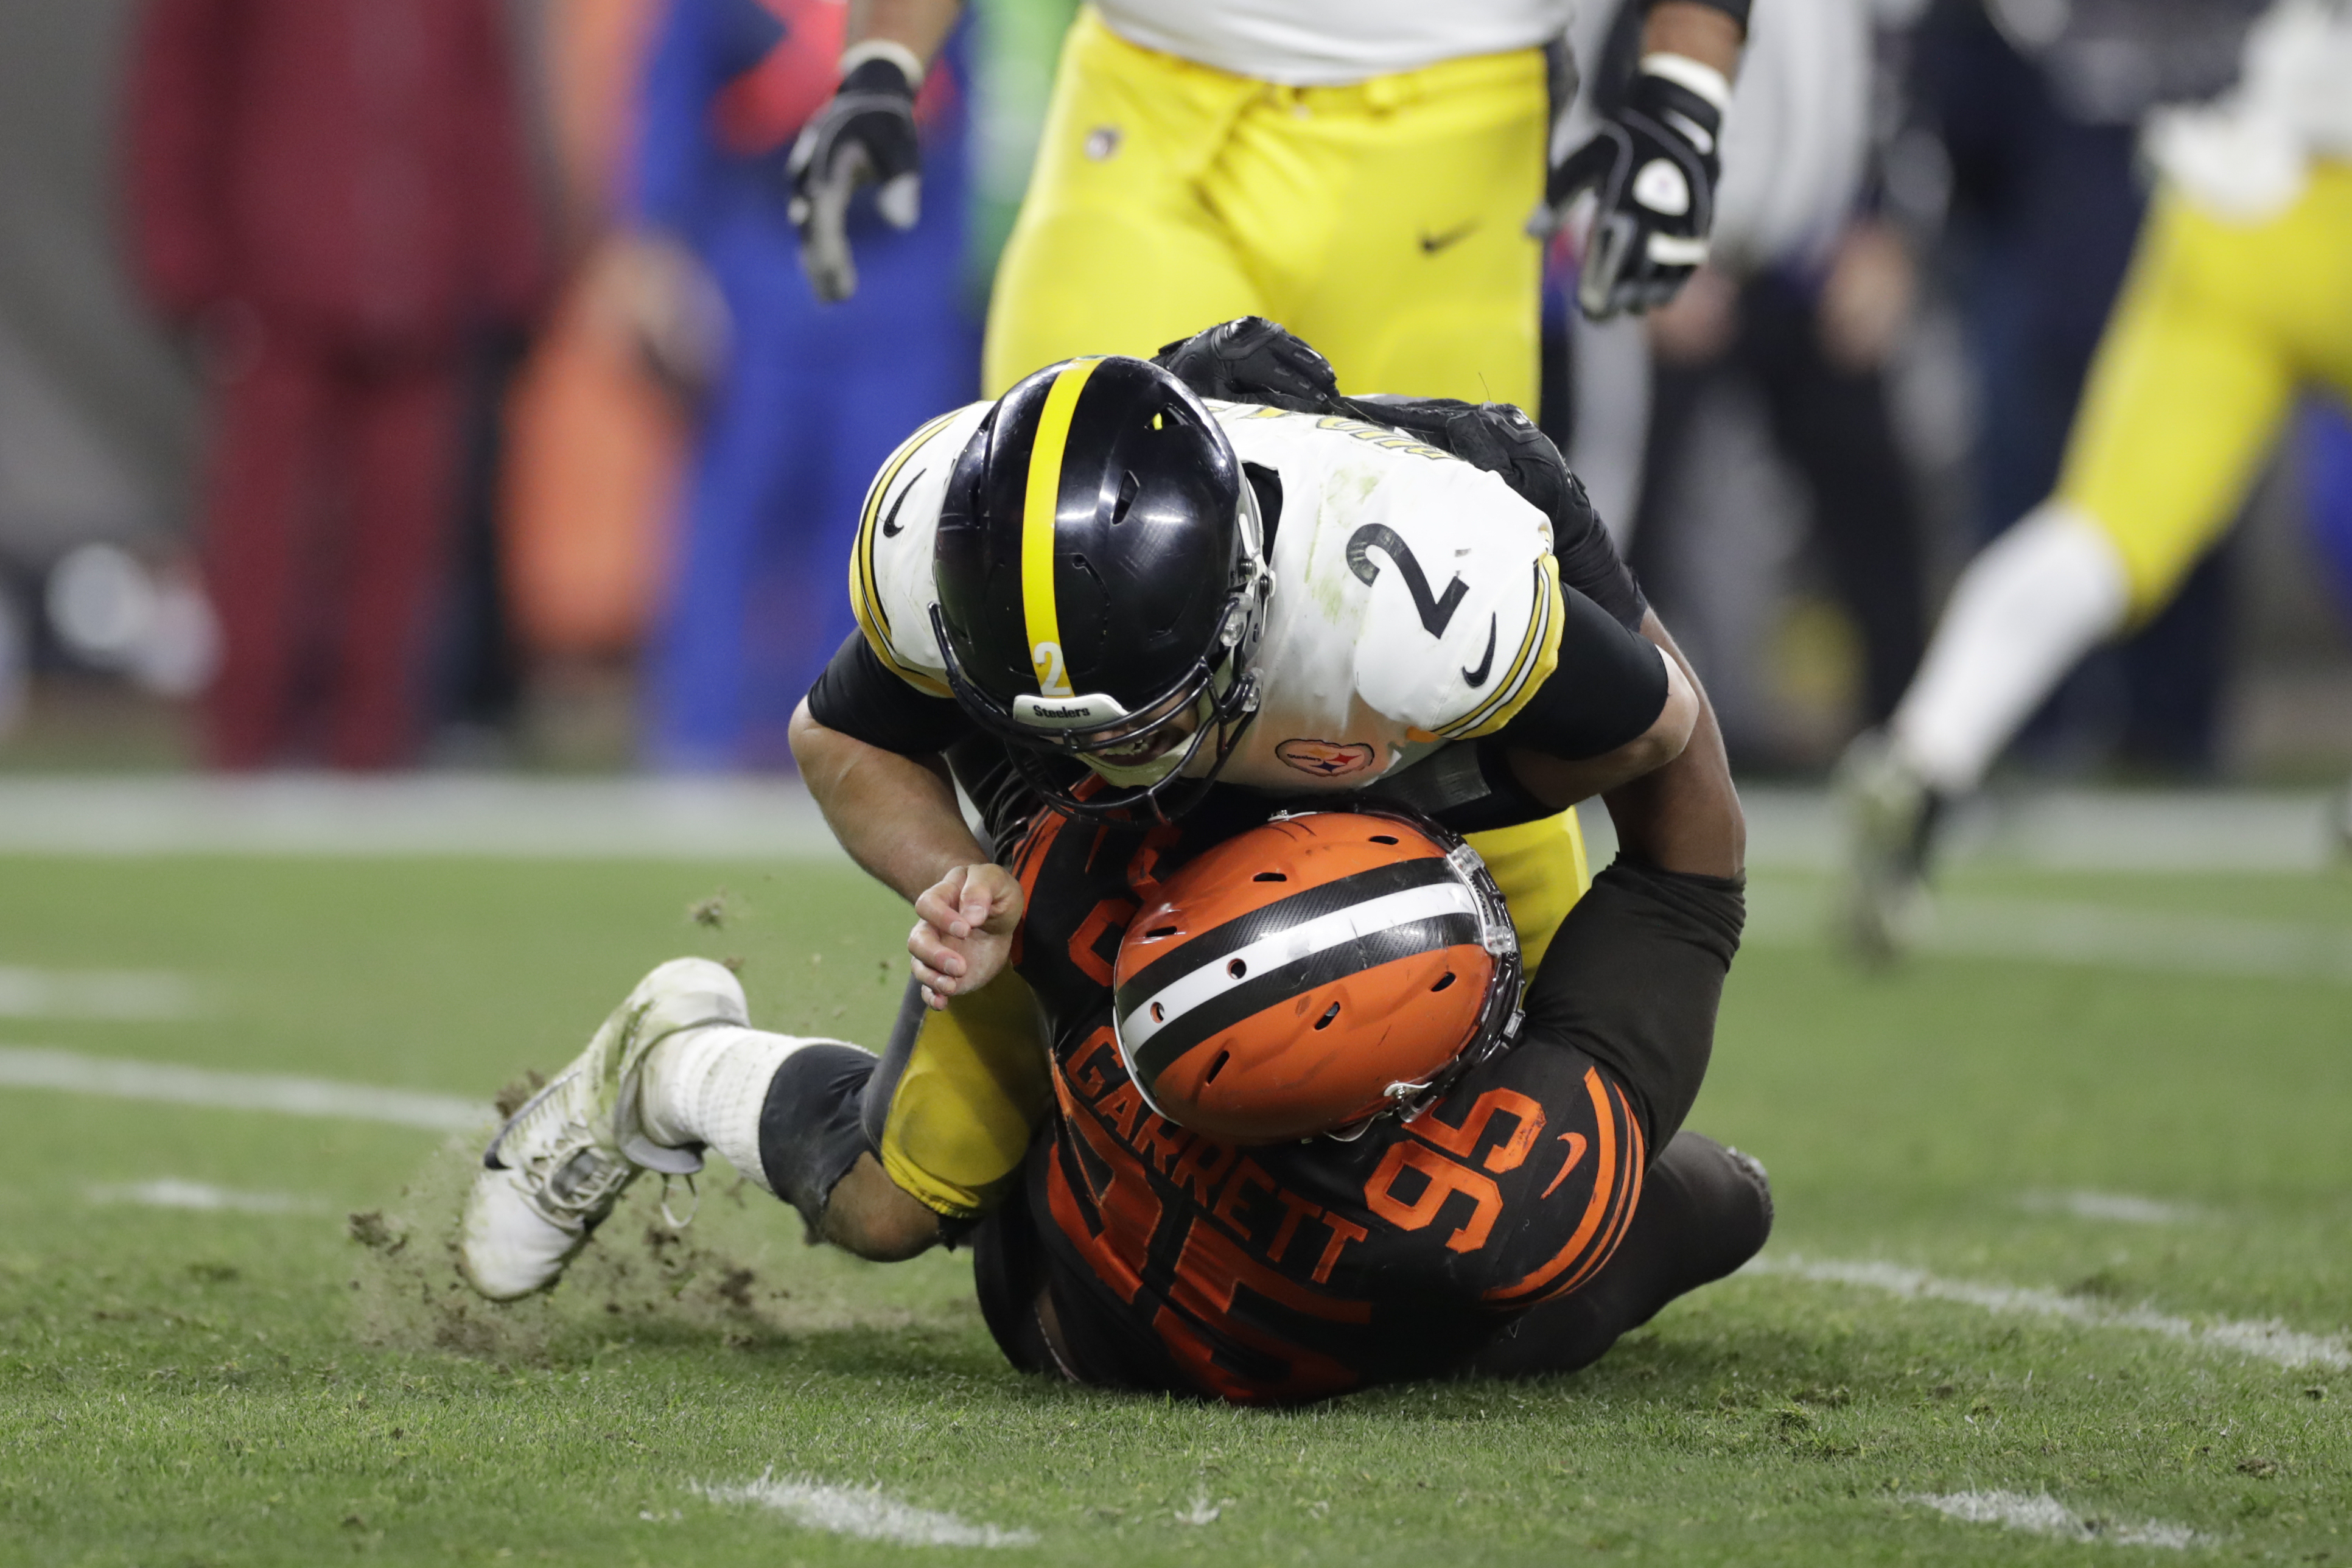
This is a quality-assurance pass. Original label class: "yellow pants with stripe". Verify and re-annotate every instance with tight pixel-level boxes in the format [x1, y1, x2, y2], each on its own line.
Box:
[981, 9, 1549, 407]
[2061, 162, 2352, 617]
[880, 812, 1592, 1219]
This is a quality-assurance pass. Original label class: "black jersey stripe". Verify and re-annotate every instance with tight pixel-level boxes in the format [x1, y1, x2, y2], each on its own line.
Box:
[1127, 912, 1483, 1085]
[1112, 855, 1459, 1020]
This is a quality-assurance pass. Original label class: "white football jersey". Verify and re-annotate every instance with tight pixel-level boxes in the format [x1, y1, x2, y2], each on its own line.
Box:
[1091, 0, 1576, 86]
[849, 399, 1569, 796]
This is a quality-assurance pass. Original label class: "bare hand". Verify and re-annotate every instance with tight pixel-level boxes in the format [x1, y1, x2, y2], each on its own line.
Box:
[908, 862, 1024, 1009]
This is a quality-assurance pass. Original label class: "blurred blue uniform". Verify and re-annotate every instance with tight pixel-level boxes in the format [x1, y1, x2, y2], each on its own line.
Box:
[2303, 401, 2352, 625]
[637, 0, 978, 769]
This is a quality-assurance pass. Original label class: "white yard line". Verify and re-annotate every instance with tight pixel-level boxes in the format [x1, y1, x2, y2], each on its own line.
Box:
[0, 967, 201, 1020]
[1905, 1491, 2205, 1549]
[0, 775, 847, 859]
[2020, 1191, 2207, 1225]
[1745, 881, 2352, 987]
[695, 1472, 1037, 1548]
[0, 1045, 483, 1132]
[1745, 1255, 2351, 1371]
[85, 1178, 323, 1214]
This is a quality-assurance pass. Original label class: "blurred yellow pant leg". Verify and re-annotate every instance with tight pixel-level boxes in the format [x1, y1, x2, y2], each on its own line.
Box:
[875, 972, 1055, 1220]
[985, 10, 1546, 408]
[1465, 810, 1592, 978]
[2060, 162, 2352, 618]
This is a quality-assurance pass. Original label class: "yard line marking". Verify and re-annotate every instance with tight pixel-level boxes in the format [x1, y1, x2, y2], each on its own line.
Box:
[695, 1471, 1037, 1548]
[2020, 1190, 2206, 1225]
[85, 1178, 323, 1214]
[0, 1045, 483, 1133]
[1905, 1491, 2205, 1549]
[0, 967, 201, 1020]
[1745, 881, 2352, 987]
[1744, 1255, 2351, 1371]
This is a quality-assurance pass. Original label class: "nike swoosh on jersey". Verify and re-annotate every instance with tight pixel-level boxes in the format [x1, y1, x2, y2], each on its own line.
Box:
[878, 469, 923, 537]
[1419, 221, 1479, 254]
[1461, 614, 1498, 688]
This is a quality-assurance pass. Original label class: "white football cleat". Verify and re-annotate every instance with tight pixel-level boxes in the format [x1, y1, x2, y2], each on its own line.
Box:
[460, 957, 747, 1300]
[1832, 730, 1940, 966]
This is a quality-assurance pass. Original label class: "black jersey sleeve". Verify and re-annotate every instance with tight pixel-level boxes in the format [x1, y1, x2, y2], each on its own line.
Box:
[1492, 584, 1670, 760]
[1517, 857, 1745, 1150]
[804, 631, 974, 757]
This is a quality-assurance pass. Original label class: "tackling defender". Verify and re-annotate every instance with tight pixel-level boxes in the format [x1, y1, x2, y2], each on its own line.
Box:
[1839, 0, 2352, 954]
[783, 326, 1698, 1259]
[458, 607, 1765, 1399]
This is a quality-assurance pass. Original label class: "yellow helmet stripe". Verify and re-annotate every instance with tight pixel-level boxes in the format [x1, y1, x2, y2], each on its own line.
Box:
[1020, 358, 1103, 696]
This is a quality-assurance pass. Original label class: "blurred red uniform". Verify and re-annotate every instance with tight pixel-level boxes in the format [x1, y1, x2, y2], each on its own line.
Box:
[125, 0, 545, 768]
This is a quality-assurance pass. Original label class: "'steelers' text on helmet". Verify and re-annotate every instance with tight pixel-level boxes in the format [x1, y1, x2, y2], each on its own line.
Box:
[931, 355, 1272, 821]
[1111, 810, 1523, 1144]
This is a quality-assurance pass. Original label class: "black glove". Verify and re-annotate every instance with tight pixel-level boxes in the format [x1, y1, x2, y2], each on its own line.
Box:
[786, 48, 923, 304]
[1151, 316, 1341, 413]
[1531, 58, 1728, 320]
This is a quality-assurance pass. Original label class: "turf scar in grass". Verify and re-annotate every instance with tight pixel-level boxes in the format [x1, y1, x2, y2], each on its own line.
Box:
[1905, 1491, 2205, 1549]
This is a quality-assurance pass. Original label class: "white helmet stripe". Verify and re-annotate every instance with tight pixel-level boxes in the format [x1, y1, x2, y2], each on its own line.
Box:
[1115, 880, 1479, 1059]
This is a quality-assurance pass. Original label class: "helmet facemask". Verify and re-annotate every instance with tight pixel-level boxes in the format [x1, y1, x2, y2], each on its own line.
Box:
[931, 477, 1273, 824]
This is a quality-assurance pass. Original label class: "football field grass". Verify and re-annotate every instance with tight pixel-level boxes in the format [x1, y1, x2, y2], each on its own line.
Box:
[1, 844, 2346, 1564]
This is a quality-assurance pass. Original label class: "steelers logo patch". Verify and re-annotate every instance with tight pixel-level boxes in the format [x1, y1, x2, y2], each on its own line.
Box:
[1276, 738, 1376, 779]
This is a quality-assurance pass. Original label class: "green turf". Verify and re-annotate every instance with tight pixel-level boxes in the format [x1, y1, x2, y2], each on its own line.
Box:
[1, 853, 2346, 1565]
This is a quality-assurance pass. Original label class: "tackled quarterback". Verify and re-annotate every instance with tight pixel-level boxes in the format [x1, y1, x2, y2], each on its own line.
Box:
[456, 320, 1769, 1401]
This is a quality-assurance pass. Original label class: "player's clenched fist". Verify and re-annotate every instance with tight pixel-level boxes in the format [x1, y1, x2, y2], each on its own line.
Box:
[787, 41, 925, 303]
[908, 861, 1024, 1009]
[1533, 55, 1732, 321]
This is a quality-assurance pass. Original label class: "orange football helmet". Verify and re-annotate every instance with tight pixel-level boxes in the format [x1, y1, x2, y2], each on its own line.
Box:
[1112, 809, 1522, 1143]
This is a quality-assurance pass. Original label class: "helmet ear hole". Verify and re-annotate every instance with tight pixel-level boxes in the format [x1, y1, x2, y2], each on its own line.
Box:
[1314, 1001, 1340, 1030]
[1430, 972, 1457, 993]
[1369, 834, 1399, 845]
[1252, 871, 1286, 883]
[1111, 469, 1141, 525]
[1203, 1049, 1231, 1083]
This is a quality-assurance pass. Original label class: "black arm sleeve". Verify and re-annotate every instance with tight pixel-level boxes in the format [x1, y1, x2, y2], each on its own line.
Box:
[804, 632, 974, 757]
[1492, 584, 1669, 759]
[1517, 858, 1745, 1150]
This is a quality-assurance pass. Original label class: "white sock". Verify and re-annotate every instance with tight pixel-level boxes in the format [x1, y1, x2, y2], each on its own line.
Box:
[1891, 501, 2132, 795]
[639, 1024, 812, 1192]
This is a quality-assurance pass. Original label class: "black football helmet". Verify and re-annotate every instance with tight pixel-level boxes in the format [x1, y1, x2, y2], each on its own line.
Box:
[931, 355, 1272, 821]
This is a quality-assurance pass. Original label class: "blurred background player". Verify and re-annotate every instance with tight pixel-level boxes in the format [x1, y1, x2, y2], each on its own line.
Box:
[123, 0, 547, 769]
[1838, 0, 2352, 956]
[784, 0, 1752, 415]
[620, 0, 979, 769]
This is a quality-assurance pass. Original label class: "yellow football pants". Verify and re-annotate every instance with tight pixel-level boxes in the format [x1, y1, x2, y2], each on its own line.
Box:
[878, 812, 1592, 1220]
[2061, 162, 2352, 617]
[982, 9, 1549, 408]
